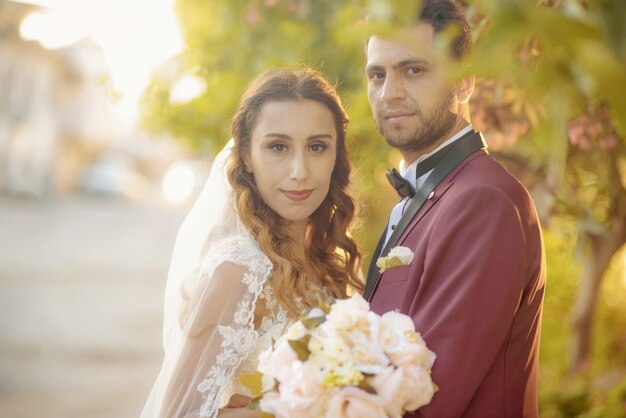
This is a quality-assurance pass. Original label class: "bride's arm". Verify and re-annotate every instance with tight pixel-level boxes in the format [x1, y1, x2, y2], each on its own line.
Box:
[159, 262, 254, 418]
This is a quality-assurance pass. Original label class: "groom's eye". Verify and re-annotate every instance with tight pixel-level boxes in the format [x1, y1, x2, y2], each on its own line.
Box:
[368, 72, 385, 82]
[406, 66, 425, 76]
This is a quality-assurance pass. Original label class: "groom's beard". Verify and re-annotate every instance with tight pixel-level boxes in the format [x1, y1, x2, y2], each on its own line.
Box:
[378, 91, 457, 155]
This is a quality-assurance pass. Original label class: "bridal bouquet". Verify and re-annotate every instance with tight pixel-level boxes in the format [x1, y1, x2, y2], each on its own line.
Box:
[241, 294, 437, 418]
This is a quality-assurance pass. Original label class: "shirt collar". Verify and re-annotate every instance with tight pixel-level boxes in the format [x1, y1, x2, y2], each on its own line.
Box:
[399, 124, 474, 188]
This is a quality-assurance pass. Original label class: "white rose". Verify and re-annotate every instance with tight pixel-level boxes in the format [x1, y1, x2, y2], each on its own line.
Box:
[378, 311, 416, 352]
[326, 295, 372, 334]
[387, 246, 414, 265]
[257, 339, 299, 380]
[402, 364, 437, 411]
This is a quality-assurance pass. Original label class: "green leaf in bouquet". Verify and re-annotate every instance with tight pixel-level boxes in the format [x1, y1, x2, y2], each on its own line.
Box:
[318, 296, 332, 314]
[357, 378, 378, 395]
[247, 396, 261, 410]
[239, 371, 264, 397]
[248, 397, 275, 418]
[288, 334, 311, 361]
[301, 315, 326, 330]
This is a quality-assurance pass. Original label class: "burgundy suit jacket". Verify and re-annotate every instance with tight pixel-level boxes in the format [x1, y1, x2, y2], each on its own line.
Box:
[366, 149, 546, 418]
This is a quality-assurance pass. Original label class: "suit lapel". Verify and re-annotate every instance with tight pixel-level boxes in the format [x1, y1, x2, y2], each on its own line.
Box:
[363, 226, 387, 298]
[364, 132, 487, 301]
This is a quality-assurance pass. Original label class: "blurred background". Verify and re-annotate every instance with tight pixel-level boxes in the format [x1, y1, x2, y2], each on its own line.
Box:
[0, 0, 625, 417]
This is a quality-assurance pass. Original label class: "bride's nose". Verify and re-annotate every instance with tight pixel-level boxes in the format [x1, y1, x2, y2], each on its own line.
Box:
[289, 150, 309, 181]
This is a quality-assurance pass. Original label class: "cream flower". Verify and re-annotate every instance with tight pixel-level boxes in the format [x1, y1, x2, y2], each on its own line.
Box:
[257, 339, 299, 380]
[376, 246, 414, 273]
[254, 294, 437, 417]
[370, 366, 411, 418]
[278, 361, 325, 411]
[402, 364, 437, 411]
[325, 294, 372, 334]
[325, 387, 387, 418]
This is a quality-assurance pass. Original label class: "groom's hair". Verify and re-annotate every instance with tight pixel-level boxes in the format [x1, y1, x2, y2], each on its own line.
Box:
[364, 0, 472, 61]
[420, 0, 472, 61]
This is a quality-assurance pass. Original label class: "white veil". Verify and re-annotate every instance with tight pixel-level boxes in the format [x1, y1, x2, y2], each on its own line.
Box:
[142, 140, 279, 418]
[163, 139, 242, 345]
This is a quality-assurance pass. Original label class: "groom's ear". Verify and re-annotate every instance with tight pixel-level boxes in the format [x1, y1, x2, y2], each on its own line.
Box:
[455, 75, 475, 104]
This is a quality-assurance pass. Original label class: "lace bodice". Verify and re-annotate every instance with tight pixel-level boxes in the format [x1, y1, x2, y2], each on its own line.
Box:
[193, 237, 288, 417]
[233, 283, 289, 395]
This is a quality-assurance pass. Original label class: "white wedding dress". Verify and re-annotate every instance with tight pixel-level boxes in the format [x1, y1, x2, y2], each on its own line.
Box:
[141, 141, 289, 418]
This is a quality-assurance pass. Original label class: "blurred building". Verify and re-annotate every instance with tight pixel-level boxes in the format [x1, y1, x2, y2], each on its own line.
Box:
[0, 0, 112, 196]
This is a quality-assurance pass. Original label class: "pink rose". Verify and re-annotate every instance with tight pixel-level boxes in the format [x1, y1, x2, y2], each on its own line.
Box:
[325, 387, 386, 418]
[387, 340, 436, 369]
[326, 295, 372, 333]
[379, 311, 415, 352]
[278, 361, 324, 410]
[257, 339, 299, 380]
[370, 366, 412, 418]
[259, 392, 308, 418]
[345, 331, 390, 374]
[402, 364, 436, 411]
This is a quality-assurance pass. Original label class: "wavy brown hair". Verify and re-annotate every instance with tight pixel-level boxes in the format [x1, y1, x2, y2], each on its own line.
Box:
[227, 67, 363, 318]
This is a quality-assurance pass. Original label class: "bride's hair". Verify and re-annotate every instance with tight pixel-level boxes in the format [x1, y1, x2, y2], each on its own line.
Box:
[227, 67, 363, 318]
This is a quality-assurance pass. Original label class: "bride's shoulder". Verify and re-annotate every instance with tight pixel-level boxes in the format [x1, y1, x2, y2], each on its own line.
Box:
[201, 236, 271, 275]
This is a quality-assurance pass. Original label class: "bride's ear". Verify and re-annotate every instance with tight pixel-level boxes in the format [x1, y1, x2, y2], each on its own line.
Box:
[242, 152, 253, 173]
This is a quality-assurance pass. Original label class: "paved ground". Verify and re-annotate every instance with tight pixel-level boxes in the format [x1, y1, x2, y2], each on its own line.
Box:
[0, 194, 188, 418]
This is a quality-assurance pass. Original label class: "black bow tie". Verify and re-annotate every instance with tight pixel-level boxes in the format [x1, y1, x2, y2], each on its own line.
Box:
[386, 168, 415, 199]
[386, 130, 476, 199]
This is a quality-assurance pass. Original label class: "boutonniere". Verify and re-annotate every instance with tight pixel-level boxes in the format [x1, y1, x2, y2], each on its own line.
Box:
[376, 246, 414, 273]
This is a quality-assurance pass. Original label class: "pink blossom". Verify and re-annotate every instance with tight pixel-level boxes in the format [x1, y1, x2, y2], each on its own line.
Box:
[370, 367, 409, 418]
[278, 361, 325, 410]
[378, 311, 415, 351]
[324, 387, 386, 418]
[387, 339, 436, 369]
[257, 339, 298, 380]
[402, 365, 437, 411]
[599, 134, 618, 150]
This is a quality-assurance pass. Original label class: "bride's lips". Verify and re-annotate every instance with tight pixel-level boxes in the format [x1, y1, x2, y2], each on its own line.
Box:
[282, 189, 313, 201]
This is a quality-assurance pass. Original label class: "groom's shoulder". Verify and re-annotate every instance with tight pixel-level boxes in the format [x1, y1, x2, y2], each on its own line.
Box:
[459, 151, 531, 196]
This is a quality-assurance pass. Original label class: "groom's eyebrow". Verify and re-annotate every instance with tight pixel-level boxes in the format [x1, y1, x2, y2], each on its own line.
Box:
[394, 58, 428, 69]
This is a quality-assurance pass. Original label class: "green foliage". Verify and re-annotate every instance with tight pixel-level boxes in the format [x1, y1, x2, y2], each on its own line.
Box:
[140, 1, 626, 411]
[539, 222, 626, 417]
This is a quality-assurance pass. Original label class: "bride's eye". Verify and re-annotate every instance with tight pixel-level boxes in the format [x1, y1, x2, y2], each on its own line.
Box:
[309, 143, 327, 153]
[269, 143, 287, 152]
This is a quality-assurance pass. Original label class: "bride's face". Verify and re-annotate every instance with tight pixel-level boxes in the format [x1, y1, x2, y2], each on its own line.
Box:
[244, 99, 337, 229]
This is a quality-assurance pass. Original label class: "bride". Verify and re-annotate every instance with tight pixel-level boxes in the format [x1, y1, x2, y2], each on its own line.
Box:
[141, 68, 364, 418]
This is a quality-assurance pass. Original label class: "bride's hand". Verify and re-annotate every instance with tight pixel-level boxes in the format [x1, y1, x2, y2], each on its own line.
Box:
[225, 394, 252, 408]
[218, 406, 259, 417]
[217, 394, 258, 417]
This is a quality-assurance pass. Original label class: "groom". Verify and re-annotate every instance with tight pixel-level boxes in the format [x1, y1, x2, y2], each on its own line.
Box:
[363, 1, 546, 417]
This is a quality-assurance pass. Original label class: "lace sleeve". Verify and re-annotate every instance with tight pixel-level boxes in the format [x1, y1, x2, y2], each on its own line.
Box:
[141, 238, 272, 418]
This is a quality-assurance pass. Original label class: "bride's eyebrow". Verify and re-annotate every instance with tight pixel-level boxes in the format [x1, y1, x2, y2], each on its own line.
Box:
[307, 134, 333, 141]
[263, 133, 292, 140]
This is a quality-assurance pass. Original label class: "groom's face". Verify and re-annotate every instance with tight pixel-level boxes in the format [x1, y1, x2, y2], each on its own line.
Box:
[365, 23, 457, 157]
